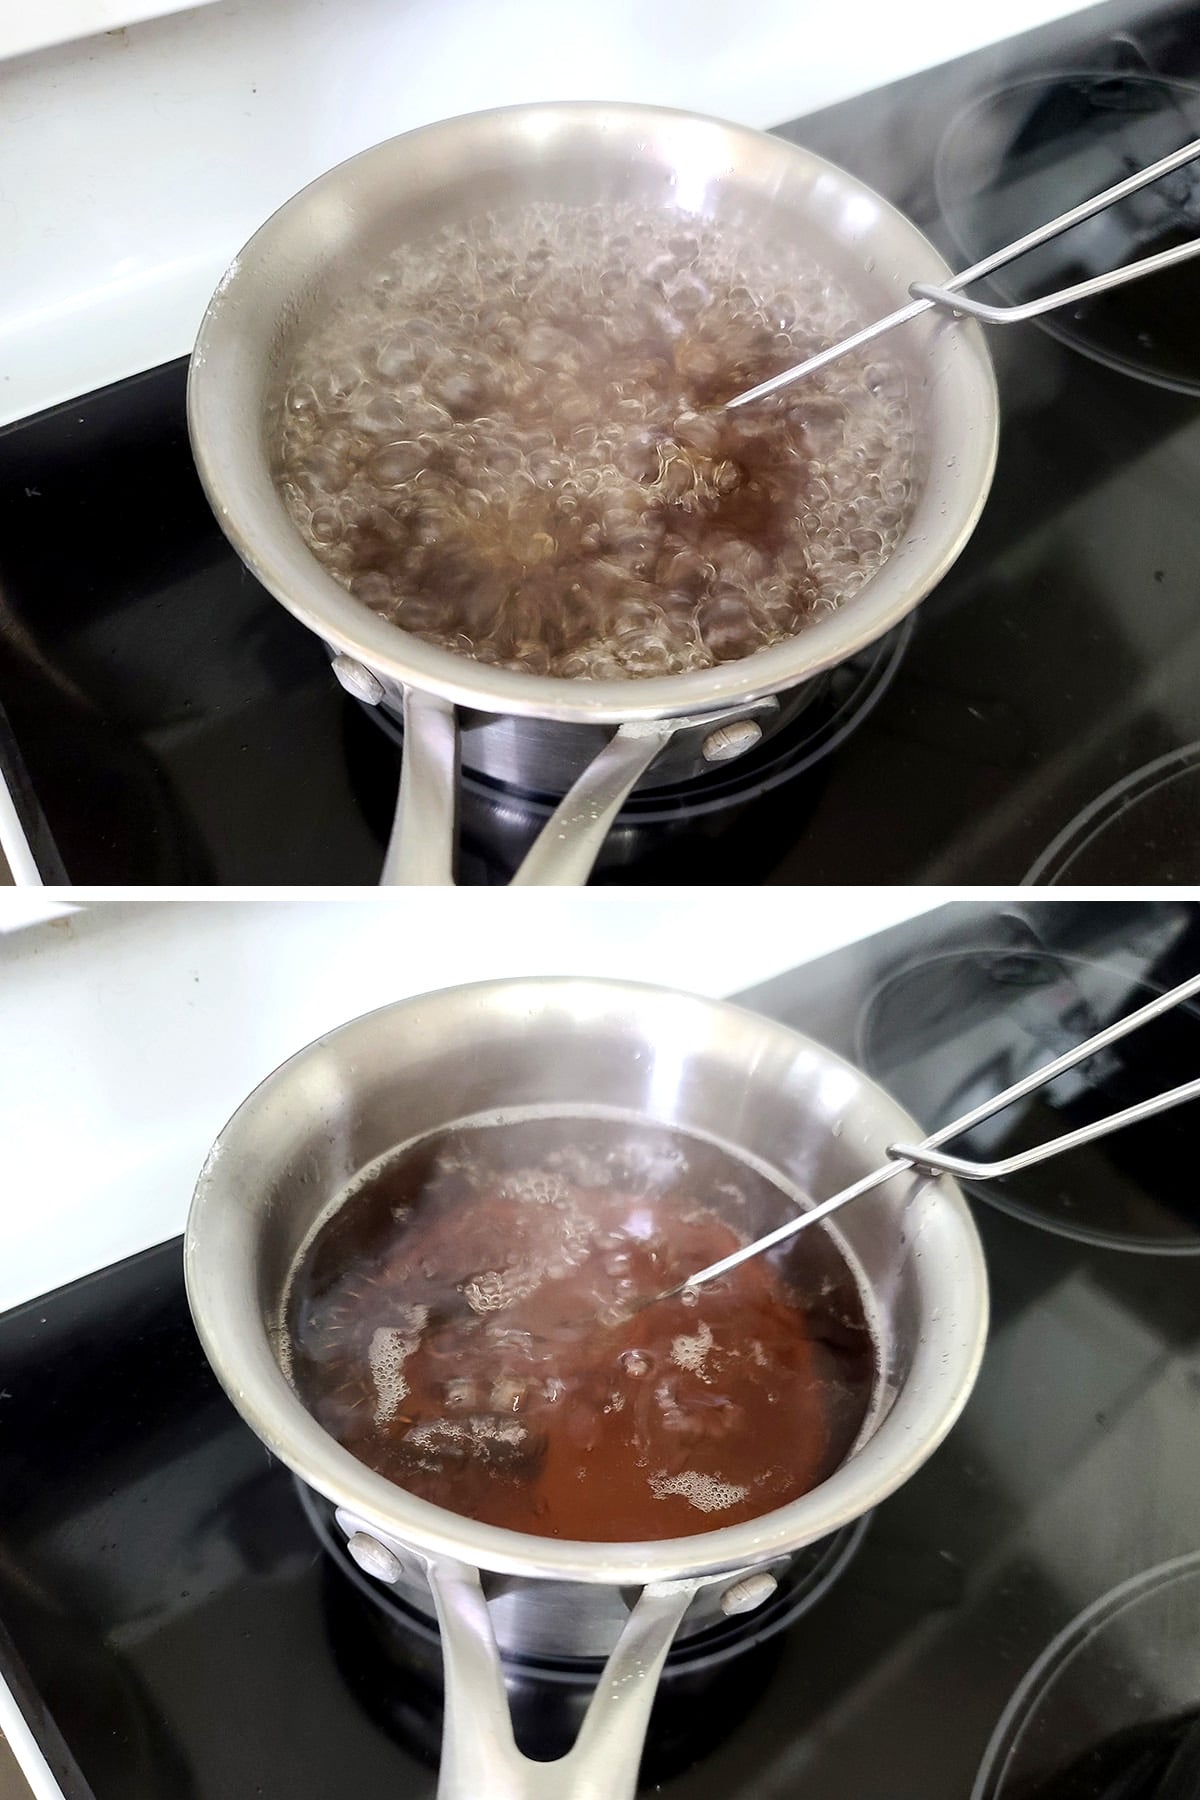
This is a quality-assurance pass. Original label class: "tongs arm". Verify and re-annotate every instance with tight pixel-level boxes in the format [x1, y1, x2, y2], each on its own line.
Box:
[679, 970, 1200, 1294]
[890, 1072, 1200, 1182]
[910, 235, 1200, 326]
[726, 133, 1200, 409]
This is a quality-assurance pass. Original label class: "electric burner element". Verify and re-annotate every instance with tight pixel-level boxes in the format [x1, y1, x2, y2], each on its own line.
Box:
[359, 621, 911, 883]
[857, 945, 1200, 1252]
[1025, 742, 1200, 884]
[299, 1480, 870, 1781]
[972, 1553, 1200, 1799]
[936, 66, 1200, 392]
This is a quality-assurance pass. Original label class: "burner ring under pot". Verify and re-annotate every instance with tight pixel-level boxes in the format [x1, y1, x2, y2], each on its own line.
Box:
[362, 616, 911, 811]
[296, 1478, 872, 1667]
[374, 670, 820, 794]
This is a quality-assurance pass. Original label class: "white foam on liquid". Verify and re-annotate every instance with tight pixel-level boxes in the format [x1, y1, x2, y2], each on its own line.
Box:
[649, 1470, 749, 1513]
[671, 1320, 714, 1379]
[368, 1304, 428, 1424]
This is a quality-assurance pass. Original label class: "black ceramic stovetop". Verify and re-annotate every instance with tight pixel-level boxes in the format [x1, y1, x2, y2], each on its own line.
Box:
[3, 0, 1200, 883]
[2, 898, 1199, 1799]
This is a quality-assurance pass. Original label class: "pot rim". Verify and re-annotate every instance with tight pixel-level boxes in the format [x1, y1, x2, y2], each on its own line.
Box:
[185, 975, 990, 1586]
[187, 99, 1000, 726]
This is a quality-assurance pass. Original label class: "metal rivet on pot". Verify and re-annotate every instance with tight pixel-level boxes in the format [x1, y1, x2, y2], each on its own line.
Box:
[701, 719, 763, 763]
[331, 655, 386, 707]
[346, 1531, 405, 1584]
[720, 1571, 778, 1616]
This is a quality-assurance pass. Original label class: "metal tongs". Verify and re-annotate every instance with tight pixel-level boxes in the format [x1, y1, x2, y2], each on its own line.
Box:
[679, 969, 1200, 1295]
[724, 135, 1200, 410]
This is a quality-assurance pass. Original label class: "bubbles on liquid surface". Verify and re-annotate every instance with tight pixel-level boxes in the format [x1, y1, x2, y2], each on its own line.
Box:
[367, 1308, 427, 1424]
[648, 1470, 749, 1513]
[276, 201, 916, 680]
[286, 1115, 879, 1542]
[671, 1320, 714, 1379]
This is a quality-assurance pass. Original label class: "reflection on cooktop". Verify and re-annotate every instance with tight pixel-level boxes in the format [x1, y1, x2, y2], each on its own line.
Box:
[973, 1554, 1200, 1800]
[937, 66, 1200, 394]
[1014, 1713, 1200, 1799]
[857, 938, 1200, 1252]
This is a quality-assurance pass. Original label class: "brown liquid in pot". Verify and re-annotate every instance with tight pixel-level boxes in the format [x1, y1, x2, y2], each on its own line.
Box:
[286, 1115, 877, 1542]
[276, 201, 915, 680]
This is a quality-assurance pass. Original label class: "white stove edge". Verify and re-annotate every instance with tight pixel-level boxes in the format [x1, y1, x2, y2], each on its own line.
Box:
[0, 892, 938, 1314]
[0, 783, 41, 889]
[0, 1691, 63, 1800]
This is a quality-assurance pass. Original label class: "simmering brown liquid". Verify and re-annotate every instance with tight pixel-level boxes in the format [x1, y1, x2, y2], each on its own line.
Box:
[285, 1114, 877, 1541]
[276, 201, 914, 679]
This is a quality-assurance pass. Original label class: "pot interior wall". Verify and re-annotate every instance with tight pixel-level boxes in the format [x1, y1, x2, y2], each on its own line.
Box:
[187, 978, 985, 1599]
[190, 104, 995, 718]
[240, 983, 925, 1438]
[200, 981, 933, 1649]
[251, 110, 934, 618]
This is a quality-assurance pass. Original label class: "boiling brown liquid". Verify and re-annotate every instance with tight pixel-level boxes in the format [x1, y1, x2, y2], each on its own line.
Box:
[285, 1115, 877, 1542]
[276, 201, 914, 679]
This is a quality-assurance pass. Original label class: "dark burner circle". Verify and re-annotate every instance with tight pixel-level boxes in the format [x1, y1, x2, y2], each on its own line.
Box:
[972, 1552, 1200, 1799]
[1025, 742, 1200, 884]
[299, 1479, 869, 1781]
[857, 945, 1200, 1253]
[488, 618, 911, 822]
[936, 69, 1200, 393]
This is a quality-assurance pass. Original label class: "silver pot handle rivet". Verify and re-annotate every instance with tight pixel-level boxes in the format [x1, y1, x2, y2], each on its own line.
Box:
[720, 1571, 778, 1616]
[346, 1531, 405, 1583]
[331, 654, 386, 707]
[701, 719, 763, 763]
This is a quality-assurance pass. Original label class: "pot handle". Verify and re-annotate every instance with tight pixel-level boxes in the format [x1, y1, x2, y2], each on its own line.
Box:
[510, 720, 680, 886]
[425, 1556, 700, 1800]
[380, 689, 460, 885]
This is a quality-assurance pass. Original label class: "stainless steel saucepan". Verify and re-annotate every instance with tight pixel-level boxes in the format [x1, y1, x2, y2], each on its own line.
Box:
[185, 977, 989, 1800]
[188, 102, 999, 885]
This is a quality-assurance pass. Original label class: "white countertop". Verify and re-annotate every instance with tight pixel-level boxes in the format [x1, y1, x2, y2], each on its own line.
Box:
[0, 0, 1100, 431]
[0, 893, 936, 1314]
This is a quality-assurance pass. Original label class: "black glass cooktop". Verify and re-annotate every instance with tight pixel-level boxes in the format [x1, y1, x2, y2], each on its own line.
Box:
[3, 1, 1200, 884]
[2, 898, 1199, 1799]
